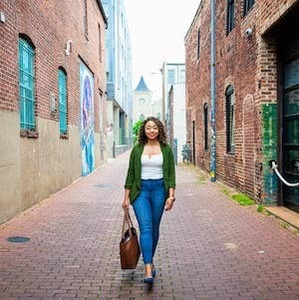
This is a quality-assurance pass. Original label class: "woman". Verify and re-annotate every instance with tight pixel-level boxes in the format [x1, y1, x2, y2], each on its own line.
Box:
[122, 116, 176, 285]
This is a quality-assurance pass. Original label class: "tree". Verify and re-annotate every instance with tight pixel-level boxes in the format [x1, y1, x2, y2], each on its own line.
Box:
[133, 120, 143, 143]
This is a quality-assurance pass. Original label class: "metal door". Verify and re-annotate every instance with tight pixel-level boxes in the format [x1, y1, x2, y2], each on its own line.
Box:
[282, 58, 299, 211]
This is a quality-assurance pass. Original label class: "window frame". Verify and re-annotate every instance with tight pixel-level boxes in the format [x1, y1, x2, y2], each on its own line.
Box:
[167, 69, 175, 84]
[243, 0, 255, 16]
[58, 68, 68, 136]
[226, 0, 235, 35]
[204, 103, 208, 151]
[197, 29, 201, 60]
[84, 0, 88, 39]
[225, 85, 235, 153]
[98, 23, 102, 62]
[19, 37, 36, 132]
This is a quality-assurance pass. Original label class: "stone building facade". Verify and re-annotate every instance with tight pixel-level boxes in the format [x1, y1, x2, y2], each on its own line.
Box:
[185, 0, 299, 212]
[0, 0, 107, 223]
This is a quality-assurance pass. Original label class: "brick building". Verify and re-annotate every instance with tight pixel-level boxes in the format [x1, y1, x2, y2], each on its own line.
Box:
[0, 0, 107, 223]
[185, 0, 299, 212]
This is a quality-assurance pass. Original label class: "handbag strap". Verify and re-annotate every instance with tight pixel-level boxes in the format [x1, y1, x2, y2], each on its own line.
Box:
[121, 210, 133, 239]
[126, 210, 134, 227]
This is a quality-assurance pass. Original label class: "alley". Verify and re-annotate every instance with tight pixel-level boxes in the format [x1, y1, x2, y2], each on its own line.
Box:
[0, 152, 298, 300]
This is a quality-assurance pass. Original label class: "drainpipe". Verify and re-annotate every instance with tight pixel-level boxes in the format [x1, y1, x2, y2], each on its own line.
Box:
[210, 0, 216, 182]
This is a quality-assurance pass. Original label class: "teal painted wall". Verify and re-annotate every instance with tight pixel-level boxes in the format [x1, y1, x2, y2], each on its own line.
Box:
[262, 103, 278, 204]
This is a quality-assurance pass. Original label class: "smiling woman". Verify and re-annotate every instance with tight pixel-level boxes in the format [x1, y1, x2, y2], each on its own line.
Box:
[122, 116, 176, 285]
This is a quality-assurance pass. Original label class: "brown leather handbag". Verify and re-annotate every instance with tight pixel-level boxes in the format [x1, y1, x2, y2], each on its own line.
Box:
[120, 211, 140, 269]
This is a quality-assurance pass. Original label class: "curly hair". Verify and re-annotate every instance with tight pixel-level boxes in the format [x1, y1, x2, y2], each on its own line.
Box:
[138, 116, 167, 145]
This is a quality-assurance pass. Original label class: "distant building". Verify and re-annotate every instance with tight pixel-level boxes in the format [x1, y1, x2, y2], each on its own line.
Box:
[169, 84, 186, 164]
[185, 0, 299, 211]
[160, 62, 186, 156]
[161, 62, 186, 129]
[133, 76, 153, 123]
[0, 0, 107, 224]
[102, 0, 133, 157]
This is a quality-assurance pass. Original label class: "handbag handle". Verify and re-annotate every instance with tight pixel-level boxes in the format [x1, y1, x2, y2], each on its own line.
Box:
[121, 210, 134, 240]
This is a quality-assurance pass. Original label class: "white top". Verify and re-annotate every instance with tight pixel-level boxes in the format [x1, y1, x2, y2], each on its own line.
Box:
[141, 153, 163, 179]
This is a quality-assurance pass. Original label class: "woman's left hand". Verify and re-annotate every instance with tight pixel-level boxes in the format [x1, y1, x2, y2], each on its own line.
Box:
[165, 197, 175, 211]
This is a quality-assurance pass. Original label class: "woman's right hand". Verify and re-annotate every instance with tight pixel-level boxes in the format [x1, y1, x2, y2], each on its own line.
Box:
[122, 198, 130, 211]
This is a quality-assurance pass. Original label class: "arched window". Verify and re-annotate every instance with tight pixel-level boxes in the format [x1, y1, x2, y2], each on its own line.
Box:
[203, 103, 208, 150]
[18, 36, 35, 130]
[139, 98, 145, 105]
[58, 68, 67, 135]
[225, 85, 235, 153]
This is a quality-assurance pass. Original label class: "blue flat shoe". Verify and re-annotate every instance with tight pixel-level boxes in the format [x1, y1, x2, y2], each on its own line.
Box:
[152, 269, 156, 277]
[151, 264, 156, 277]
[144, 277, 154, 285]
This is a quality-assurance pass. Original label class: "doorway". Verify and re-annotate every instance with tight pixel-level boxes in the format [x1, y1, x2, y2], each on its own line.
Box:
[277, 3, 299, 212]
[282, 58, 299, 211]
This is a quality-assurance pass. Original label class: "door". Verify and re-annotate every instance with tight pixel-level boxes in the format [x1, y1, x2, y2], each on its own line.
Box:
[282, 58, 299, 211]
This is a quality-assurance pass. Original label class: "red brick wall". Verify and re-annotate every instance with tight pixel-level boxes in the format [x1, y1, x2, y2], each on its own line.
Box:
[185, 0, 299, 200]
[0, 1, 18, 112]
[214, 0, 259, 196]
[0, 0, 106, 133]
[185, 0, 211, 170]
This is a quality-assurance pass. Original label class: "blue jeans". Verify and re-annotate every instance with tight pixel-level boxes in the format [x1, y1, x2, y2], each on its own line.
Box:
[132, 179, 166, 265]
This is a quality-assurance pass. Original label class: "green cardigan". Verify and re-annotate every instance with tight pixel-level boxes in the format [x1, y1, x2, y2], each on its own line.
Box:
[125, 143, 176, 203]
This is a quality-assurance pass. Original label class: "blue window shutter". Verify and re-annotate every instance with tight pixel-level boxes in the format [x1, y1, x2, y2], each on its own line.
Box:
[58, 70, 67, 134]
[19, 38, 35, 130]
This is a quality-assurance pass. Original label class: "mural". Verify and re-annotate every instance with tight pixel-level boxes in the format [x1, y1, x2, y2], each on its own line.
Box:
[80, 63, 94, 176]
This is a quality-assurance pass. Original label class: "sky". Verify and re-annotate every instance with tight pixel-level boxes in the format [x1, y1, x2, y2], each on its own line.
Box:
[125, 0, 201, 100]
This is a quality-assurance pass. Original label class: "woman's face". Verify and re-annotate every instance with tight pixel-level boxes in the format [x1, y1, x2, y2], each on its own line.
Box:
[144, 120, 159, 141]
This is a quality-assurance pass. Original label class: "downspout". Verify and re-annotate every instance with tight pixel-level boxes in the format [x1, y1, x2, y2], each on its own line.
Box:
[210, 0, 216, 182]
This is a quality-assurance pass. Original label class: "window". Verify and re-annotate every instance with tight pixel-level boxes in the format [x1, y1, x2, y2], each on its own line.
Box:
[227, 0, 235, 34]
[226, 85, 235, 153]
[58, 68, 67, 135]
[204, 103, 208, 150]
[167, 69, 175, 84]
[180, 69, 186, 83]
[139, 97, 145, 105]
[197, 29, 201, 60]
[19, 37, 35, 130]
[84, 0, 88, 38]
[244, 0, 255, 16]
[98, 24, 102, 62]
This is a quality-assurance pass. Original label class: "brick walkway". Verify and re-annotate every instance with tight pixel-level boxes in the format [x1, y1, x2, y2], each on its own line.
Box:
[0, 151, 298, 300]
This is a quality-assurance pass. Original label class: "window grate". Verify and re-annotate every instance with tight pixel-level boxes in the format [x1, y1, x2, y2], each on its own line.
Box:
[19, 38, 35, 130]
[59, 69, 67, 135]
